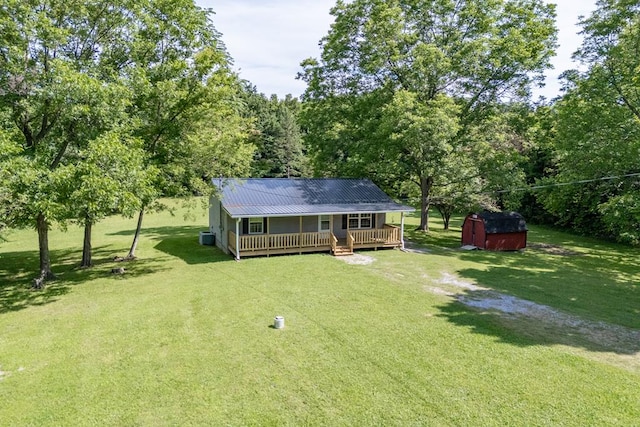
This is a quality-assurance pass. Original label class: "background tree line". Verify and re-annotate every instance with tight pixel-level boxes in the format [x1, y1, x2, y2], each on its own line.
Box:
[1, 0, 639, 287]
[299, 0, 640, 244]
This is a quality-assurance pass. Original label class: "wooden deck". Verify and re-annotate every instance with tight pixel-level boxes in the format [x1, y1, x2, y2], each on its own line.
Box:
[228, 225, 401, 259]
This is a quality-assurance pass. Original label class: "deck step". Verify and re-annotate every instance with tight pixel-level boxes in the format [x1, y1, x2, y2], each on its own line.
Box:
[333, 246, 353, 256]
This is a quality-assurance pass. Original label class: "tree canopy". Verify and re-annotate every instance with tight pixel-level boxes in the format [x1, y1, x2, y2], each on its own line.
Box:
[533, 0, 640, 243]
[300, 0, 557, 230]
[0, 0, 252, 283]
[0, 0, 147, 282]
[240, 85, 310, 178]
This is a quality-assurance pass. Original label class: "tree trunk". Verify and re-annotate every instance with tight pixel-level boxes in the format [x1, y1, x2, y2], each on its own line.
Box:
[418, 176, 433, 232]
[127, 208, 144, 259]
[81, 219, 92, 267]
[435, 205, 451, 230]
[34, 212, 55, 289]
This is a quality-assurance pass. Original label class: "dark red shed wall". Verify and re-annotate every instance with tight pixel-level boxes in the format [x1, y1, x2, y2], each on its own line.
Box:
[461, 213, 527, 250]
[461, 216, 486, 248]
[485, 232, 527, 250]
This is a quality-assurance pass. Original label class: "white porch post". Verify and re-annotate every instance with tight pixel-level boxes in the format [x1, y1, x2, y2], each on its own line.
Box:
[266, 217, 270, 257]
[299, 216, 303, 254]
[235, 218, 241, 260]
[400, 212, 406, 250]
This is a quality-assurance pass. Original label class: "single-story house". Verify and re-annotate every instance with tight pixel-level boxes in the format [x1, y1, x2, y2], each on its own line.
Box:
[209, 178, 414, 259]
[461, 211, 528, 250]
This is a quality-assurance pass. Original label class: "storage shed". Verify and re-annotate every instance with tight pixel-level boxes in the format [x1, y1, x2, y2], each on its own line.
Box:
[461, 212, 528, 251]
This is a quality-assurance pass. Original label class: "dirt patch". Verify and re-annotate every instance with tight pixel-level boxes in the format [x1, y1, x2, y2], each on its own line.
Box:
[459, 291, 640, 354]
[427, 272, 640, 357]
[402, 241, 431, 254]
[423, 273, 486, 297]
[335, 254, 375, 265]
[437, 272, 486, 292]
[528, 242, 581, 256]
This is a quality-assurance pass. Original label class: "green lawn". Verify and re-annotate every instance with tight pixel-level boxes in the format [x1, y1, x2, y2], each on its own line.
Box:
[1, 205, 639, 425]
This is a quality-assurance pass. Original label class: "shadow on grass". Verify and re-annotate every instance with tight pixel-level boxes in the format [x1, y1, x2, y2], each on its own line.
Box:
[405, 228, 462, 250]
[430, 233, 640, 355]
[436, 290, 640, 356]
[154, 236, 231, 264]
[106, 224, 206, 238]
[436, 299, 539, 347]
[147, 226, 232, 264]
[0, 245, 169, 314]
[401, 218, 640, 356]
[1, 224, 230, 314]
[108, 225, 232, 264]
[453, 244, 640, 328]
[402, 211, 463, 251]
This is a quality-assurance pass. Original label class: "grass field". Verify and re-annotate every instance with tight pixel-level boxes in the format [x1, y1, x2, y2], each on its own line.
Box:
[1, 203, 639, 425]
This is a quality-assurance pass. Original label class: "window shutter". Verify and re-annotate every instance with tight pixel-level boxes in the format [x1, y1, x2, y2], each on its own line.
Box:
[342, 215, 347, 229]
[263, 217, 267, 234]
[242, 218, 248, 235]
[372, 213, 376, 228]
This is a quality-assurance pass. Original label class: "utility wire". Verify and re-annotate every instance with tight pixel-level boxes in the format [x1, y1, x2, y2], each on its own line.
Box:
[393, 172, 640, 204]
[493, 172, 640, 194]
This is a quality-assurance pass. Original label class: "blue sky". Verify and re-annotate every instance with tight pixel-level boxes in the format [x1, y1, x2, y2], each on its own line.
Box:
[198, 0, 597, 100]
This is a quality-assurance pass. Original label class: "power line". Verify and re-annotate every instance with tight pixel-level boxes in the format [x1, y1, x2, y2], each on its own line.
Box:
[494, 172, 640, 194]
[393, 172, 640, 204]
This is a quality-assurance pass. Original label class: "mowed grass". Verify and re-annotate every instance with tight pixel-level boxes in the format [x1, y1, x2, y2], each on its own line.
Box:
[401, 213, 640, 330]
[0, 204, 639, 425]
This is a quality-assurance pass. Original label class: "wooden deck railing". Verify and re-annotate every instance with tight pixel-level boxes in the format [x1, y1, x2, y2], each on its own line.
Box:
[302, 231, 332, 247]
[350, 225, 400, 245]
[229, 231, 332, 253]
[229, 225, 400, 257]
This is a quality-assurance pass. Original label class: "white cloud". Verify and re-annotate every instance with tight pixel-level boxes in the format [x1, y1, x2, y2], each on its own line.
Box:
[198, 0, 599, 100]
[540, 0, 598, 100]
[200, 0, 335, 97]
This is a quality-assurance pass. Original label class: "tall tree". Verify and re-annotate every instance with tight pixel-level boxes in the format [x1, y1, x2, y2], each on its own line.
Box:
[0, 127, 19, 238]
[56, 132, 152, 267]
[242, 86, 310, 178]
[377, 91, 461, 229]
[121, 0, 243, 259]
[539, 68, 640, 241]
[300, 0, 556, 230]
[537, 0, 640, 243]
[0, 0, 246, 282]
[0, 0, 144, 285]
[185, 81, 255, 194]
[577, 0, 640, 121]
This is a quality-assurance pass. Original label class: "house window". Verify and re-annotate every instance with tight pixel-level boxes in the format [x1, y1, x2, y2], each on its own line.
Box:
[319, 215, 330, 232]
[360, 213, 372, 228]
[348, 213, 372, 229]
[249, 217, 264, 234]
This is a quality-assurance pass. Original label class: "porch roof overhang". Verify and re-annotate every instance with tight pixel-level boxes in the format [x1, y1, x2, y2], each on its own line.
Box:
[224, 203, 414, 219]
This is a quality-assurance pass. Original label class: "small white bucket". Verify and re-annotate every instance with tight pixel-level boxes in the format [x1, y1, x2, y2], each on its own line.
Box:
[274, 316, 285, 329]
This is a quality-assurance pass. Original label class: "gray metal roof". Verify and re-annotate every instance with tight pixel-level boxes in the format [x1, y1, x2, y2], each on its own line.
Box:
[214, 178, 415, 218]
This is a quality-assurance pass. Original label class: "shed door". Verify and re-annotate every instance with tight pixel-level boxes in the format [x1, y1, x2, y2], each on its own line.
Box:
[471, 218, 482, 247]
